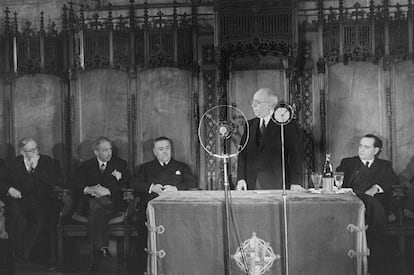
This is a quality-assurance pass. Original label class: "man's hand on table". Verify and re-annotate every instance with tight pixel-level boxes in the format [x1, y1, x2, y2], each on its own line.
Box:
[290, 184, 306, 192]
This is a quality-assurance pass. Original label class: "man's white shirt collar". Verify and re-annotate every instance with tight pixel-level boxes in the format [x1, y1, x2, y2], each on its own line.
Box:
[360, 158, 374, 167]
[98, 159, 107, 167]
[260, 112, 273, 127]
[159, 160, 170, 166]
[23, 158, 31, 172]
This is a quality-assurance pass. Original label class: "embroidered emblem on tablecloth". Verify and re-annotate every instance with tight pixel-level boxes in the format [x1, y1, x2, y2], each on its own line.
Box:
[232, 232, 280, 275]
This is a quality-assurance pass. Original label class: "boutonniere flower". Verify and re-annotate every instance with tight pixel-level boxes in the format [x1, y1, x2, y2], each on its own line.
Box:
[175, 170, 181, 175]
[111, 169, 122, 181]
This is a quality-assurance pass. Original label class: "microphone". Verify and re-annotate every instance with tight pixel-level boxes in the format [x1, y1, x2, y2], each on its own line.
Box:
[218, 121, 235, 139]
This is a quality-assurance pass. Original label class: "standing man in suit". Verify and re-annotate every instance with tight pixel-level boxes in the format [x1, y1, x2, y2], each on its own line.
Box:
[236, 88, 303, 190]
[131, 136, 197, 275]
[72, 136, 131, 272]
[336, 134, 398, 274]
[0, 137, 62, 261]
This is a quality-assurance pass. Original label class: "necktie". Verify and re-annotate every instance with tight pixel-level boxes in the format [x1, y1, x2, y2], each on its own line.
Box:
[100, 163, 106, 173]
[259, 119, 265, 135]
[365, 161, 369, 168]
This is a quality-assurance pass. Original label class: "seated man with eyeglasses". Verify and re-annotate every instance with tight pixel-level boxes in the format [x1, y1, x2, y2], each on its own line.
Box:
[0, 137, 62, 262]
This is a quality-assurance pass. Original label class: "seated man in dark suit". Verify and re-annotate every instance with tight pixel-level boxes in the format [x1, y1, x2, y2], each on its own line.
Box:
[131, 136, 197, 275]
[72, 136, 131, 272]
[0, 137, 62, 261]
[336, 134, 398, 273]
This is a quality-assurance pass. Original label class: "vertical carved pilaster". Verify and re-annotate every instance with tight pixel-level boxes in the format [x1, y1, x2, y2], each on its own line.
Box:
[385, 86, 393, 163]
[338, 0, 344, 59]
[39, 11, 45, 72]
[143, 0, 149, 69]
[370, 0, 376, 58]
[302, 46, 315, 186]
[12, 12, 18, 75]
[129, 0, 136, 71]
[127, 94, 136, 173]
[203, 71, 217, 190]
[67, 2, 75, 72]
[383, 0, 390, 56]
[317, 55, 326, 163]
[107, 3, 114, 67]
[408, 0, 413, 57]
[62, 4, 69, 72]
[173, 1, 178, 66]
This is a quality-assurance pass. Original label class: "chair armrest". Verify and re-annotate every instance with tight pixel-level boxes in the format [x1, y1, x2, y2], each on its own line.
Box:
[122, 188, 135, 202]
[392, 185, 405, 200]
[0, 199, 8, 239]
[121, 188, 138, 223]
[53, 187, 73, 224]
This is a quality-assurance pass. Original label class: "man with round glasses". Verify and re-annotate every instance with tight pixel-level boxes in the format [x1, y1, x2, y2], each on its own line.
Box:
[0, 137, 62, 262]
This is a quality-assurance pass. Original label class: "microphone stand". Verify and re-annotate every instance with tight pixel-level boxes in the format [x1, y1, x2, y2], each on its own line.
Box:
[222, 153, 232, 275]
[280, 122, 289, 275]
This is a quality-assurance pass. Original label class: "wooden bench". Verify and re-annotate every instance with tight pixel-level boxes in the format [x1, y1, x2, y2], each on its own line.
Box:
[55, 187, 138, 268]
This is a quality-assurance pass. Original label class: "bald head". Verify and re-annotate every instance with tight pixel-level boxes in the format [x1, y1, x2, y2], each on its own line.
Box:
[251, 88, 278, 118]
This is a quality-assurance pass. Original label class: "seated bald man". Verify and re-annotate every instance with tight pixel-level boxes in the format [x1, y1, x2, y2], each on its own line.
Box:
[131, 136, 197, 275]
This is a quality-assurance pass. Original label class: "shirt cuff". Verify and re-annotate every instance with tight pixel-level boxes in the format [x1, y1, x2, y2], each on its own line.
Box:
[149, 183, 154, 194]
[83, 187, 88, 194]
[374, 184, 384, 193]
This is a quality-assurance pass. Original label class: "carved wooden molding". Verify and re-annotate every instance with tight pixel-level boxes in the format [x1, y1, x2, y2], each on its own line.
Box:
[300, 0, 414, 67]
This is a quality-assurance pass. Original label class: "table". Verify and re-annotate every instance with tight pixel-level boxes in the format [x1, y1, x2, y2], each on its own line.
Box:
[146, 190, 367, 275]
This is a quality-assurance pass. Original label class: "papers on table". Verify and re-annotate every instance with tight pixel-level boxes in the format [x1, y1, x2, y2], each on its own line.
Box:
[307, 187, 354, 195]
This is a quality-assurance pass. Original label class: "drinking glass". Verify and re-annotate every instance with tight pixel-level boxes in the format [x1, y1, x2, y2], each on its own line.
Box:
[311, 172, 322, 190]
[334, 171, 344, 190]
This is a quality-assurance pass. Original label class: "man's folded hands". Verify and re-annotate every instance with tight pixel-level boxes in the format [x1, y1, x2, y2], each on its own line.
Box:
[85, 184, 111, 198]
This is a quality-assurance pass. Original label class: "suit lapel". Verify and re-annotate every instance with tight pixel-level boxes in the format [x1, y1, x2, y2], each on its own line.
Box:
[258, 121, 278, 150]
[19, 158, 30, 175]
[347, 158, 363, 187]
[251, 118, 260, 146]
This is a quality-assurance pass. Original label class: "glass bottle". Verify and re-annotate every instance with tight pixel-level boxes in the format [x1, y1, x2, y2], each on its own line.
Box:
[322, 153, 334, 193]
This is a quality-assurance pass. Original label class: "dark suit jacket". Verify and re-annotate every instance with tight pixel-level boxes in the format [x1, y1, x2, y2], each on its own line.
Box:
[237, 117, 303, 189]
[336, 156, 397, 196]
[0, 155, 62, 203]
[72, 156, 131, 214]
[132, 159, 197, 221]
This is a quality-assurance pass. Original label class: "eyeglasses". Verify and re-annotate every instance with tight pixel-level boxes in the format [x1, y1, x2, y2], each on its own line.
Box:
[251, 100, 267, 107]
[23, 147, 39, 153]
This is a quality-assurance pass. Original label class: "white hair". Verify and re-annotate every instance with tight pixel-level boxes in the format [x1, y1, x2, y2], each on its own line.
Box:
[256, 88, 278, 107]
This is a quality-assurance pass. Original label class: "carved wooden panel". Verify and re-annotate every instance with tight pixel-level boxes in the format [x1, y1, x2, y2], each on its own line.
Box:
[0, 37, 5, 75]
[229, 70, 286, 120]
[0, 79, 7, 159]
[137, 68, 193, 168]
[84, 29, 110, 69]
[17, 34, 41, 74]
[393, 61, 414, 173]
[201, 70, 217, 190]
[75, 69, 129, 162]
[326, 63, 389, 169]
[13, 74, 64, 162]
[113, 30, 130, 69]
[219, 0, 294, 43]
